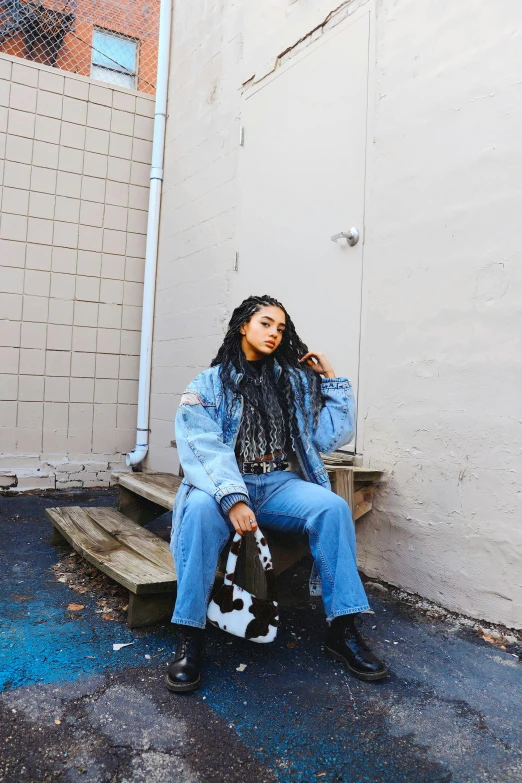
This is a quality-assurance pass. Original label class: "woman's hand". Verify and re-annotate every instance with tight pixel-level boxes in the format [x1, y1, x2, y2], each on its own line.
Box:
[299, 351, 336, 378]
[228, 502, 258, 536]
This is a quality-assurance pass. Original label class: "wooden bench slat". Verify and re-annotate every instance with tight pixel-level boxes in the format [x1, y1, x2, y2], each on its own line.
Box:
[115, 472, 181, 511]
[321, 452, 355, 466]
[46, 507, 176, 595]
[326, 467, 383, 482]
[86, 507, 176, 573]
[353, 485, 374, 521]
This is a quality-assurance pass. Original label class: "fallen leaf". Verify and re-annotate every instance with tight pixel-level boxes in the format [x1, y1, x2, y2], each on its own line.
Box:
[12, 594, 34, 603]
[101, 613, 117, 621]
[67, 604, 84, 611]
[236, 663, 247, 672]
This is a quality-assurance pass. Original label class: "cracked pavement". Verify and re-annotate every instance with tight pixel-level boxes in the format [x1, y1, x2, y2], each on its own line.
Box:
[1, 489, 521, 782]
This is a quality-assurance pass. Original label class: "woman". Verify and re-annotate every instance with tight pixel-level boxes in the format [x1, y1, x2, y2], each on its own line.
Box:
[167, 295, 387, 692]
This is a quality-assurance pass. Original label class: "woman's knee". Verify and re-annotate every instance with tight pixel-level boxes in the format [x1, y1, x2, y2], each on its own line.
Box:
[172, 488, 230, 572]
[187, 487, 218, 511]
[183, 487, 222, 521]
[307, 491, 353, 532]
[302, 490, 353, 531]
[318, 490, 351, 517]
[184, 488, 229, 533]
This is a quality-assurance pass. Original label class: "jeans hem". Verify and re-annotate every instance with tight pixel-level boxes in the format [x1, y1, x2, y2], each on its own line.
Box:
[327, 605, 370, 622]
[172, 618, 207, 630]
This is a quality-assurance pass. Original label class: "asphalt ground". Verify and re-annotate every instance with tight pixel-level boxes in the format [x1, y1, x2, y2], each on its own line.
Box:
[1, 488, 521, 783]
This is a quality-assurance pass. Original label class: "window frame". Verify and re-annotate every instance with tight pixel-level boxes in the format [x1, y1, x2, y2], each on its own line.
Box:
[90, 26, 139, 90]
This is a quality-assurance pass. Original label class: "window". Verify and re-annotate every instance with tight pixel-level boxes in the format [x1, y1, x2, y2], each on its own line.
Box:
[90, 28, 138, 90]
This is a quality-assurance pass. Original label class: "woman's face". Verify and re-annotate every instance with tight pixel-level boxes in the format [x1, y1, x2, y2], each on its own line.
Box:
[240, 305, 286, 360]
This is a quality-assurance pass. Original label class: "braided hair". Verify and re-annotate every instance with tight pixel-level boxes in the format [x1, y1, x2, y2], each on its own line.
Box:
[211, 295, 324, 459]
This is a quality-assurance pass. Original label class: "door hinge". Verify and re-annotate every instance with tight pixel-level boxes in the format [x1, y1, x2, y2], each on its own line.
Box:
[239, 125, 245, 147]
[233, 251, 239, 271]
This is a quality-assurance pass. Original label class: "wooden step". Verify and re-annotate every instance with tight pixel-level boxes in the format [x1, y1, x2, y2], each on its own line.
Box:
[46, 505, 176, 628]
[111, 471, 181, 528]
[117, 471, 181, 511]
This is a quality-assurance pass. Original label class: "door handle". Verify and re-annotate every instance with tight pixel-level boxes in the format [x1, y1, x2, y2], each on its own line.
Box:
[331, 228, 359, 246]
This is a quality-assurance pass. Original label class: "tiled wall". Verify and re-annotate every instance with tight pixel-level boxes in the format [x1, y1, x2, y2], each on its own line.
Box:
[0, 53, 154, 490]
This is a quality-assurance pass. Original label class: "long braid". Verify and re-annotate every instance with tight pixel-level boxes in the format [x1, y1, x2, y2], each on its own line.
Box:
[211, 295, 323, 457]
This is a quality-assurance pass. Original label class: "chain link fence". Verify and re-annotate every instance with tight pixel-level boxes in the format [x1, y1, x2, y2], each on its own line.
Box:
[0, 0, 159, 93]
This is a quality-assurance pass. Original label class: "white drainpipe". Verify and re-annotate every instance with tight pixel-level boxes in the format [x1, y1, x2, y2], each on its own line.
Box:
[126, 0, 173, 468]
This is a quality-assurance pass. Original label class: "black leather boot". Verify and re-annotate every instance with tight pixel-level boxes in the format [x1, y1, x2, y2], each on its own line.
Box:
[166, 626, 205, 692]
[324, 614, 388, 682]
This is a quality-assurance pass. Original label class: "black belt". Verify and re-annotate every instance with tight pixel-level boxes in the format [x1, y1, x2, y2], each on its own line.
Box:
[239, 459, 289, 475]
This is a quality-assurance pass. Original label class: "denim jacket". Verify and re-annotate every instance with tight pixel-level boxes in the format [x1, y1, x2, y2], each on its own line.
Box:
[172, 361, 356, 523]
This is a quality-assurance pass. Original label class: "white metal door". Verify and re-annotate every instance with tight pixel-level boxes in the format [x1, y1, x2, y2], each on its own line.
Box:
[234, 13, 370, 451]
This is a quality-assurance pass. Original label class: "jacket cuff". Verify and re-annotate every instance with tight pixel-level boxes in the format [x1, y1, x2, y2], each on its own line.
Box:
[220, 492, 249, 514]
[321, 377, 351, 390]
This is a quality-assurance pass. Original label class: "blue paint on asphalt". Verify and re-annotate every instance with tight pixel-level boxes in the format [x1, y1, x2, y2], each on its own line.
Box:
[196, 624, 448, 782]
[0, 491, 173, 691]
[2, 489, 522, 782]
[197, 604, 522, 783]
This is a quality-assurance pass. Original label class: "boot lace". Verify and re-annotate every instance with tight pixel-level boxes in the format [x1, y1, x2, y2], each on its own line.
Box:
[175, 632, 201, 660]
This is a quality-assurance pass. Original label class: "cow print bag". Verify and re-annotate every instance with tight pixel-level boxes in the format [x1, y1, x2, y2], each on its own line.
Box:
[207, 528, 279, 643]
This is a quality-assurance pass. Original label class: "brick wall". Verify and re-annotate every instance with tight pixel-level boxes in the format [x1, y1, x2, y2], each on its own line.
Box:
[0, 0, 159, 95]
[0, 53, 153, 490]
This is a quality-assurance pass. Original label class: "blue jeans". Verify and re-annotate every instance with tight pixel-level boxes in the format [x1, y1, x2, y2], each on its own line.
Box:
[170, 471, 370, 629]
